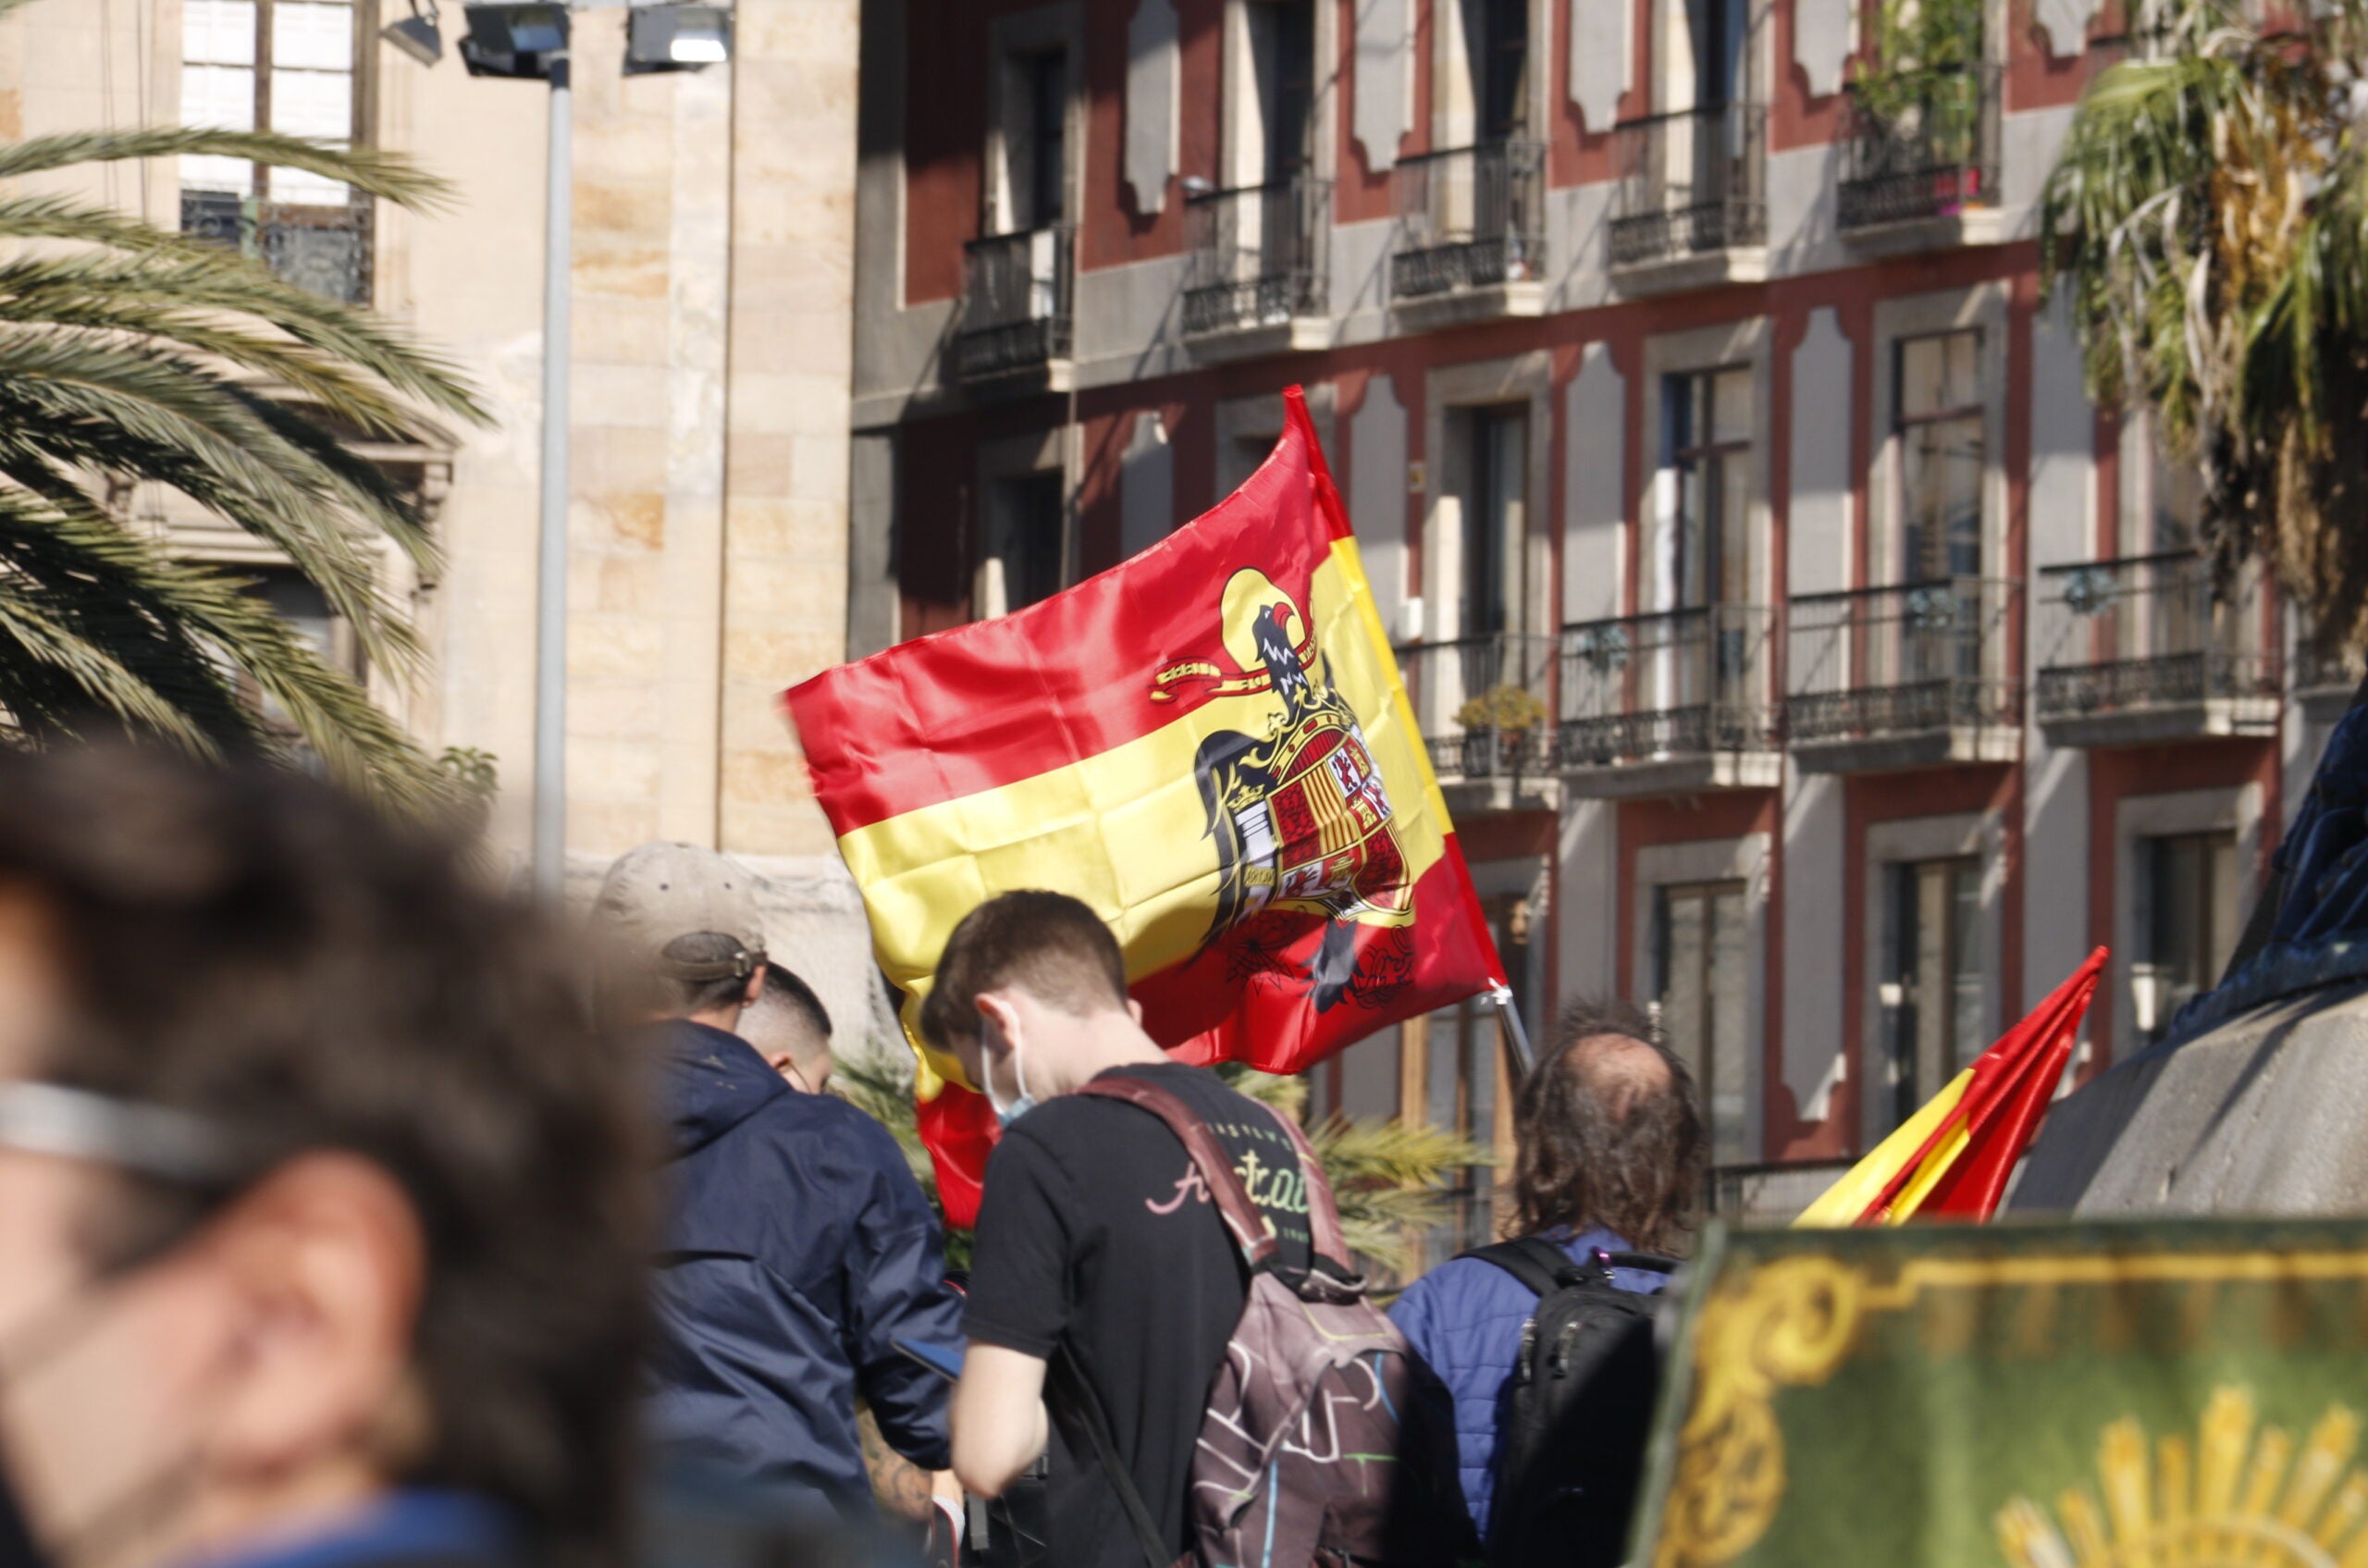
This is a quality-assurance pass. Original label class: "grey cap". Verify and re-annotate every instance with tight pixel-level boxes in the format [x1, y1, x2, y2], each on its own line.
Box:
[594, 842, 768, 982]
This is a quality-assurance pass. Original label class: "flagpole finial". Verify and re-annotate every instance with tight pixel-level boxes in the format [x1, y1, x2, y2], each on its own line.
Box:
[1489, 985, 1536, 1075]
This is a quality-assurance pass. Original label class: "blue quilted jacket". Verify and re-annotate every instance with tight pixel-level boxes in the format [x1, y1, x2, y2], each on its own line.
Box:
[1388, 1227, 1669, 1539]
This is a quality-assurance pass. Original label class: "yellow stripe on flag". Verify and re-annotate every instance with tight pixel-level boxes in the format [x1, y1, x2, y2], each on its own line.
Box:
[833, 538, 1453, 1094]
[1792, 1067, 1975, 1228]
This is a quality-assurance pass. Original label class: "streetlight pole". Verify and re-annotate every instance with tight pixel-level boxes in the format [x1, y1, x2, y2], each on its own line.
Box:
[531, 43, 573, 902]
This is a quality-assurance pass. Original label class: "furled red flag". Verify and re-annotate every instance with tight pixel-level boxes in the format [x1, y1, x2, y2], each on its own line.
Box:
[785, 388, 1505, 1225]
[1794, 946, 2107, 1227]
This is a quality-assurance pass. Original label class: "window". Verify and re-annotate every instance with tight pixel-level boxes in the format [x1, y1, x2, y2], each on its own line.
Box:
[1882, 858, 1984, 1130]
[2120, 409, 2202, 557]
[181, 0, 369, 302]
[980, 472, 1066, 616]
[1459, 405, 1527, 639]
[1469, 0, 1530, 142]
[1653, 880, 1749, 1164]
[991, 47, 1069, 234]
[1245, 0, 1317, 181]
[1896, 330, 1985, 581]
[2136, 832, 2238, 1044]
[237, 565, 358, 723]
[1685, 0, 1750, 108]
[1666, 366, 1754, 611]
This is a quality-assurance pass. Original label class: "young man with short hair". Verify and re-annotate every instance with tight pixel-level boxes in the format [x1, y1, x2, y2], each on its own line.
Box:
[739, 964, 835, 1095]
[1388, 996, 1706, 1550]
[595, 844, 962, 1525]
[928, 891, 1315, 1568]
[0, 745, 648, 1568]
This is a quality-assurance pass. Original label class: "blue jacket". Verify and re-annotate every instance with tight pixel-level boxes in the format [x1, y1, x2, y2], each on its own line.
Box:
[647, 1021, 963, 1518]
[1388, 1228, 1668, 1539]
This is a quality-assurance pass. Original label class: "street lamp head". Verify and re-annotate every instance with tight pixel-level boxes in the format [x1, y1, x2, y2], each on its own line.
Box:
[383, 1, 444, 67]
[459, 2, 569, 80]
[623, 4, 733, 74]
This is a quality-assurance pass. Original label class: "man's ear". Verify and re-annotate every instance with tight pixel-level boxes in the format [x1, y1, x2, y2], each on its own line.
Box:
[974, 989, 1019, 1044]
[1127, 998, 1144, 1027]
[741, 962, 766, 1011]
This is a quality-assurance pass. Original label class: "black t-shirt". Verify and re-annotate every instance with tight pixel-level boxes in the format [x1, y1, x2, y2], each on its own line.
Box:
[962, 1062, 1312, 1568]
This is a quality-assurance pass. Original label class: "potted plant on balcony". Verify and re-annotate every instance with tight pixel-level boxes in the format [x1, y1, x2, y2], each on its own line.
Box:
[1850, 0, 1986, 214]
[1454, 684, 1548, 776]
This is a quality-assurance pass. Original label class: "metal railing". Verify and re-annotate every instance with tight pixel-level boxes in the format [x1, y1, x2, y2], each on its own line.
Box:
[1182, 173, 1331, 337]
[954, 224, 1075, 380]
[1557, 605, 1780, 768]
[1837, 62, 2002, 230]
[1608, 103, 1769, 267]
[1787, 576, 2021, 743]
[1392, 632, 1558, 781]
[1389, 140, 1548, 301]
[181, 189, 373, 304]
[1709, 1158, 1856, 1222]
[2033, 550, 2277, 721]
[2294, 636, 2368, 700]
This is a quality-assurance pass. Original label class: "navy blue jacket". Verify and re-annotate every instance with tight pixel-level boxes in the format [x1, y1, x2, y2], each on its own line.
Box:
[1389, 1228, 1668, 1539]
[647, 1020, 962, 1518]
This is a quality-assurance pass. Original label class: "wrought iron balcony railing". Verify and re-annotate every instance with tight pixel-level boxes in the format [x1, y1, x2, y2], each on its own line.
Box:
[1182, 173, 1331, 338]
[2033, 550, 2277, 725]
[1787, 576, 2021, 744]
[1557, 604, 1779, 768]
[1608, 103, 1769, 267]
[1836, 62, 2002, 231]
[2294, 636, 2368, 701]
[180, 189, 373, 304]
[954, 224, 1075, 381]
[1389, 140, 1547, 302]
[1392, 632, 1558, 782]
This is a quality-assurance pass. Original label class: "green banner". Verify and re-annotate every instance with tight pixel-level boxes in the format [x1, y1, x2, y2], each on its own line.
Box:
[1632, 1220, 2368, 1568]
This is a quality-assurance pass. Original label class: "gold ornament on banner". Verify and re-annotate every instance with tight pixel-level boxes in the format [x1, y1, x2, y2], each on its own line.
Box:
[1653, 1256, 1865, 1568]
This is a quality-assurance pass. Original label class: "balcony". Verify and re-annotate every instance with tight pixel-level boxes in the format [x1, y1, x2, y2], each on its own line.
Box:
[953, 225, 1075, 390]
[1388, 140, 1548, 329]
[2033, 550, 2278, 746]
[1836, 62, 2004, 255]
[180, 189, 373, 304]
[2294, 629, 2367, 722]
[1607, 104, 1769, 295]
[1556, 606, 1782, 796]
[1393, 633, 1558, 803]
[1787, 577, 2021, 772]
[1180, 173, 1332, 362]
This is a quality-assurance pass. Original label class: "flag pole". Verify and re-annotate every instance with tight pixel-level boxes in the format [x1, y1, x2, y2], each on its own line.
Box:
[1491, 985, 1535, 1076]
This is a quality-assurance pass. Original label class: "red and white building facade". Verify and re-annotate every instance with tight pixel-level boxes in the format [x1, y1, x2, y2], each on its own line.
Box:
[846, 0, 2350, 1241]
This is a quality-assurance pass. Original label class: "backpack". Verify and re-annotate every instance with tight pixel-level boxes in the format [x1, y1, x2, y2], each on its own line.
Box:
[1062, 1076, 1467, 1568]
[1461, 1238, 1678, 1568]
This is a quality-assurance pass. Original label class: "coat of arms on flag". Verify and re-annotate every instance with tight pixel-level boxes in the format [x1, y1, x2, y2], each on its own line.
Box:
[785, 388, 1503, 1223]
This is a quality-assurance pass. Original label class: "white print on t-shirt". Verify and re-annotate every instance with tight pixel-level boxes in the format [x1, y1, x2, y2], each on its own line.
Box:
[1143, 1145, 1309, 1220]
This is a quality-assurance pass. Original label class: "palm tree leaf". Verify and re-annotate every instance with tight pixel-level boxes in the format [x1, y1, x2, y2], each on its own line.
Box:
[0, 129, 452, 209]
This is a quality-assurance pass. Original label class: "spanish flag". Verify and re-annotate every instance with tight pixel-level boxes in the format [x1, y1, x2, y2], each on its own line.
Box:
[786, 389, 1504, 1225]
[1794, 946, 2107, 1227]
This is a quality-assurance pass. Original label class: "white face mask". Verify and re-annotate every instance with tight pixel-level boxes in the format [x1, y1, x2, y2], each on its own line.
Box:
[981, 1024, 1038, 1128]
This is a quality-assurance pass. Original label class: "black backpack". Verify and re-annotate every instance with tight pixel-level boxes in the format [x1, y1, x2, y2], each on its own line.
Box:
[1460, 1238, 1679, 1568]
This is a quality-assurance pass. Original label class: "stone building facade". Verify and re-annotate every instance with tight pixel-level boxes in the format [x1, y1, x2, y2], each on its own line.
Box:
[0, 0, 886, 1041]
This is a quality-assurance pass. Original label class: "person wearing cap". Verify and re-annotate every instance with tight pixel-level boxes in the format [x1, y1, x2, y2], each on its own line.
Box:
[593, 844, 964, 1529]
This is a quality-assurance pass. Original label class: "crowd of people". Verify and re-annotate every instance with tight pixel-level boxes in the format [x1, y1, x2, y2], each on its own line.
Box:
[0, 747, 1708, 1568]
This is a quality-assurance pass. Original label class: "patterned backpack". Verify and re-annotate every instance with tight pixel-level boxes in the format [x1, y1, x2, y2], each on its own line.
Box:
[1064, 1076, 1469, 1568]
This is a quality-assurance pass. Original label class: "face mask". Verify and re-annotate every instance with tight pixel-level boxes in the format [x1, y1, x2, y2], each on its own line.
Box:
[982, 1028, 1037, 1128]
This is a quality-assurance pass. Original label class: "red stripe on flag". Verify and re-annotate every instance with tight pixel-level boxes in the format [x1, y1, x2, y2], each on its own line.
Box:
[787, 394, 1344, 834]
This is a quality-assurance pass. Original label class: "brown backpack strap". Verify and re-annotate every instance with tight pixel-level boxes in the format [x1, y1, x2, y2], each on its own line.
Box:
[1072, 1077, 1278, 1266]
[1268, 1103, 1353, 1273]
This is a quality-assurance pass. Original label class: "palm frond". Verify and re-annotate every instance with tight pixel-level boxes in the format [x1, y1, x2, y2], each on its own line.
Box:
[0, 129, 452, 208]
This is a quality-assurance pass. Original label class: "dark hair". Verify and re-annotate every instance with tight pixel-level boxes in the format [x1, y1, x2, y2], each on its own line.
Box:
[654, 933, 758, 1016]
[1506, 995, 1706, 1256]
[918, 890, 1128, 1049]
[0, 745, 650, 1568]
[758, 963, 832, 1041]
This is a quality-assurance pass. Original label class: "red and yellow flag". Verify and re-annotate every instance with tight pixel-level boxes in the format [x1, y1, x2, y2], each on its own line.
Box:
[786, 389, 1504, 1225]
[1795, 946, 2107, 1227]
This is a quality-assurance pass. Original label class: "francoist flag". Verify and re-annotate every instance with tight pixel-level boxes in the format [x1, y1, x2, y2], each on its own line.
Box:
[786, 388, 1504, 1225]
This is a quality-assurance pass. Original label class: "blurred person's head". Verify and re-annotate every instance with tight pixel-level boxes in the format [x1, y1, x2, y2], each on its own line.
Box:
[739, 967, 832, 1093]
[918, 892, 1144, 1121]
[1507, 996, 1705, 1256]
[591, 844, 767, 1029]
[0, 745, 648, 1568]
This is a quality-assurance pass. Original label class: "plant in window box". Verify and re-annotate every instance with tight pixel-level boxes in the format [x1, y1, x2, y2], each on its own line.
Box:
[1850, 0, 1986, 181]
[1454, 684, 1548, 774]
